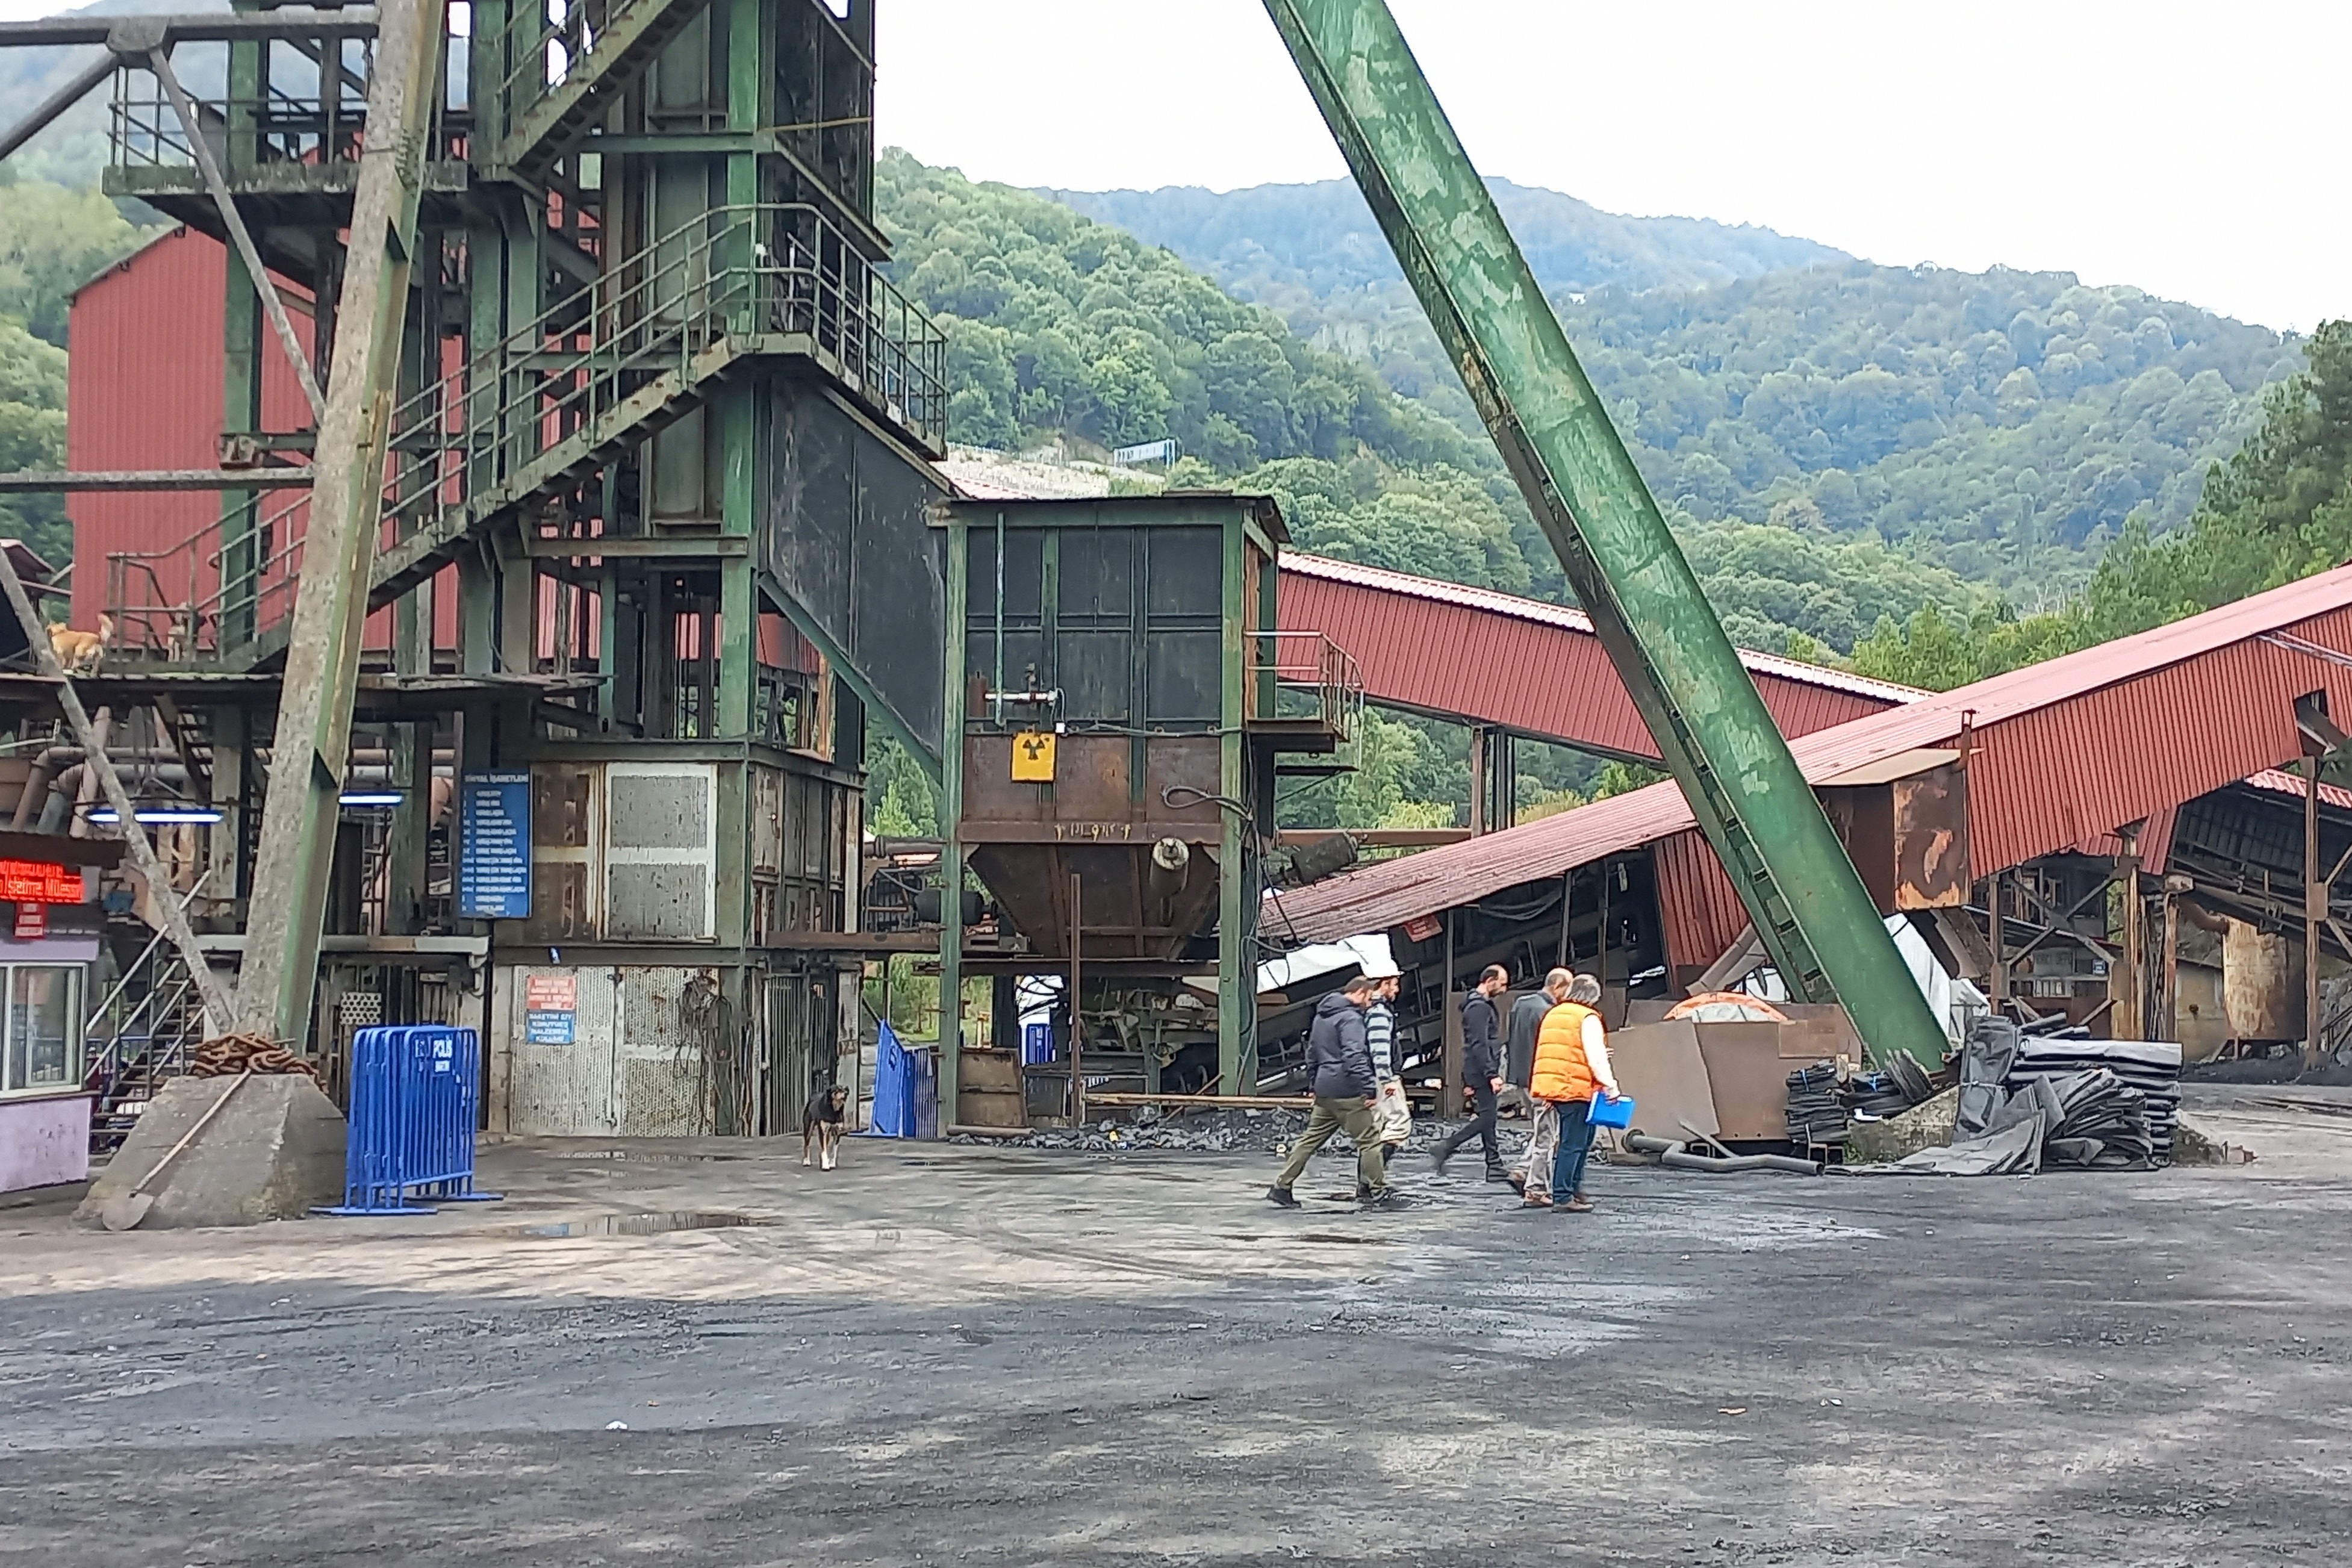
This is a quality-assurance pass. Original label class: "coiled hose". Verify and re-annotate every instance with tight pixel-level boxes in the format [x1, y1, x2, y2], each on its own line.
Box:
[1624, 1131, 1819, 1176]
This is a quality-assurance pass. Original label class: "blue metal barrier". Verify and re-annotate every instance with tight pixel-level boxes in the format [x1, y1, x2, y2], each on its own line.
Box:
[316, 1025, 503, 1215]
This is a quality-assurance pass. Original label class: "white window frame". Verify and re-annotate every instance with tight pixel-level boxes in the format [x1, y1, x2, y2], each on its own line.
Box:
[1, 962, 87, 1101]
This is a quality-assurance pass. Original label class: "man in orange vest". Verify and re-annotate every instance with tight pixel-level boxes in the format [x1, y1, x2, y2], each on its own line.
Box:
[1529, 972, 1620, 1213]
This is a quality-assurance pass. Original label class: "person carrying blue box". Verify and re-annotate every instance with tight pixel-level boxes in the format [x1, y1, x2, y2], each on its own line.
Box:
[1529, 973, 1624, 1215]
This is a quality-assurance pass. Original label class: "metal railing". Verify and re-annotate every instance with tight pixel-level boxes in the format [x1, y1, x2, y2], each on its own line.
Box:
[379, 199, 945, 534]
[106, 489, 311, 659]
[1249, 629, 1366, 744]
[105, 202, 946, 652]
[83, 876, 214, 1150]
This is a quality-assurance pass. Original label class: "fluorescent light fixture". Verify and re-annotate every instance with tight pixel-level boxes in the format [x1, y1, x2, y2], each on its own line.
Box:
[87, 807, 225, 825]
[339, 791, 404, 807]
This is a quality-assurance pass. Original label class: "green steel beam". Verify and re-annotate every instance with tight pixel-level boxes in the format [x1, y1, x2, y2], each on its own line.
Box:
[235, 0, 449, 1046]
[1262, 0, 1946, 1065]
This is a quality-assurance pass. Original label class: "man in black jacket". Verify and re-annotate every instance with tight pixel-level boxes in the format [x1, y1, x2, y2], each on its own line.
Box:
[1268, 974, 1395, 1209]
[1433, 965, 1511, 1180]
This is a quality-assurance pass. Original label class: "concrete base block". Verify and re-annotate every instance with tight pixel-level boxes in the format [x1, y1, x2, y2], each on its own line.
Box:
[76, 1075, 346, 1228]
[1846, 1084, 1961, 1165]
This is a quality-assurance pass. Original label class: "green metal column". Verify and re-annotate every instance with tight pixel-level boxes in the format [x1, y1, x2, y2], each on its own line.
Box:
[1217, 514, 1251, 1093]
[235, 0, 452, 1046]
[936, 518, 968, 1125]
[1262, 0, 1944, 1065]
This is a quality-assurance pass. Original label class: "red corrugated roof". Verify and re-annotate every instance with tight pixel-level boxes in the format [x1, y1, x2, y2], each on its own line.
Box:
[1281, 552, 1924, 705]
[1280, 562, 2352, 947]
[1277, 552, 1912, 759]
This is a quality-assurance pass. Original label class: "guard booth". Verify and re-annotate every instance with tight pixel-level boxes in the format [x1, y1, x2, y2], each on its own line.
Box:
[931, 494, 1360, 1128]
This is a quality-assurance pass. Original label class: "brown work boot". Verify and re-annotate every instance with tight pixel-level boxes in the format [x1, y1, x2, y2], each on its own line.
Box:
[1519, 1193, 1550, 1209]
[1555, 1196, 1594, 1213]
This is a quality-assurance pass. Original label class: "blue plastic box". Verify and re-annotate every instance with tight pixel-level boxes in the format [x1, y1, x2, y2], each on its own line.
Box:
[1588, 1092, 1635, 1130]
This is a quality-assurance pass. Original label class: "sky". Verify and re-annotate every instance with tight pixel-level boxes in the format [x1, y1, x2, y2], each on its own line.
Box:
[869, 0, 2351, 334]
[1, 0, 2338, 330]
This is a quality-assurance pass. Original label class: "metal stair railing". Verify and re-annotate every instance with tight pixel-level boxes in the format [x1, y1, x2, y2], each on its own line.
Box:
[368, 201, 945, 606]
[83, 876, 214, 1153]
[492, 0, 710, 175]
[113, 204, 947, 654]
[105, 488, 313, 660]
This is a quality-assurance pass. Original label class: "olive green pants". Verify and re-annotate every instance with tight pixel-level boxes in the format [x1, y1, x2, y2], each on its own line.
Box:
[1274, 1096, 1389, 1193]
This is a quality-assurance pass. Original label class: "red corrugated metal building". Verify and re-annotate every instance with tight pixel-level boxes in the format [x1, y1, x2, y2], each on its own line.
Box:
[66, 226, 457, 652]
[1280, 564, 2352, 981]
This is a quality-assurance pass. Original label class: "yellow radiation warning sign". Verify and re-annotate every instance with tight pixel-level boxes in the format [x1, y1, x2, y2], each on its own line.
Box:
[1012, 730, 1057, 782]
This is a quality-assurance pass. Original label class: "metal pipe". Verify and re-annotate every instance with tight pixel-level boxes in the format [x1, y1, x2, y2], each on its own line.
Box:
[0, 468, 314, 493]
[0, 10, 379, 48]
[146, 44, 327, 423]
[0, 49, 114, 163]
[1624, 1132, 1818, 1177]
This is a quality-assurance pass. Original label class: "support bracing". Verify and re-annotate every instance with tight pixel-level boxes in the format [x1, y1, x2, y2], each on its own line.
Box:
[235, 0, 447, 1047]
[0, 552, 235, 1034]
[1262, 0, 1948, 1064]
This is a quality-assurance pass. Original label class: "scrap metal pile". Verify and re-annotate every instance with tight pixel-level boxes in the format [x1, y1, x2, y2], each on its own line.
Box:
[1854, 1018, 2183, 1176]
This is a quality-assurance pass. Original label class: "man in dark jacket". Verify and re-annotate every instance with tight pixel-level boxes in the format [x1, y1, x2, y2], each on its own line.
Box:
[1433, 965, 1511, 1180]
[1268, 974, 1395, 1209]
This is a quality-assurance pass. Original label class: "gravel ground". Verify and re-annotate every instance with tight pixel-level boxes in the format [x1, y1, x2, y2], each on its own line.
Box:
[2, 1089, 2349, 1566]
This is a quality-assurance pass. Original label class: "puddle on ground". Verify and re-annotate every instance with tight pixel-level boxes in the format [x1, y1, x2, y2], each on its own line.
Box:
[498, 1211, 770, 1239]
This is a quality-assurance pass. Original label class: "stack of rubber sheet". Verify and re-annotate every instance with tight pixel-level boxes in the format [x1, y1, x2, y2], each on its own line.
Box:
[1784, 1062, 1847, 1145]
[1840, 1071, 1913, 1119]
[2006, 1036, 2182, 1165]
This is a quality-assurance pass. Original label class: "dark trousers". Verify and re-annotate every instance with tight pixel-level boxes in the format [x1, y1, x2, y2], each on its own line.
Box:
[1437, 1077, 1501, 1169]
[1549, 1098, 1596, 1199]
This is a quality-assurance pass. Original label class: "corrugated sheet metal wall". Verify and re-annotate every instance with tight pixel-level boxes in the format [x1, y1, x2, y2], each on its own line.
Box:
[68, 227, 457, 650]
[1275, 568, 1890, 758]
[1965, 608, 2352, 873]
[1649, 827, 1749, 981]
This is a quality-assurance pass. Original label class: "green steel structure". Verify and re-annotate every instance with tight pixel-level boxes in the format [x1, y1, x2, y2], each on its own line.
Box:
[1262, 0, 1947, 1064]
[5, 0, 955, 1131]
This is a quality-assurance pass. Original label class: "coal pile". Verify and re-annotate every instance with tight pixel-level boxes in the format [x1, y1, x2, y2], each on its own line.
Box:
[1784, 1063, 1849, 1145]
[2007, 1036, 2181, 1164]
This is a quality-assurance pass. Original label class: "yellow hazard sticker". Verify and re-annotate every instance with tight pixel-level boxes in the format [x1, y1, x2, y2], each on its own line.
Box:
[1012, 731, 1057, 782]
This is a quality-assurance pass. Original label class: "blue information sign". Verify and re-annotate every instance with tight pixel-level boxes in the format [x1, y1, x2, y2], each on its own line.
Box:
[459, 771, 532, 919]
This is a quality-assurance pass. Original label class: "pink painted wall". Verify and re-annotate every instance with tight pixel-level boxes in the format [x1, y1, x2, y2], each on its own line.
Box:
[0, 1094, 91, 1193]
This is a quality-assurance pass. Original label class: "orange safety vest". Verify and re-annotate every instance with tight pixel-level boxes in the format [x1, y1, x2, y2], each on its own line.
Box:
[1531, 1001, 1599, 1103]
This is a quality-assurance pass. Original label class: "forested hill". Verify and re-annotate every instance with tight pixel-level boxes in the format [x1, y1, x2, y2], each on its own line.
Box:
[1039, 176, 2302, 596]
[1048, 176, 1846, 308]
[877, 151, 1980, 656]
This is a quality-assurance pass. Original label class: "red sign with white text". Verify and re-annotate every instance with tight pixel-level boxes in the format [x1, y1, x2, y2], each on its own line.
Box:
[0, 860, 82, 903]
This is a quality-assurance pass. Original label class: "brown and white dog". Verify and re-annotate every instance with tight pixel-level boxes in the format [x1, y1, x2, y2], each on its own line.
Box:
[48, 614, 112, 675]
[802, 1083, 848, 1170]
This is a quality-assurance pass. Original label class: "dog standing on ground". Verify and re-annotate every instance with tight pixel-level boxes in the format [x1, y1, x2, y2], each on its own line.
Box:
[802, 1083, 848, 1170]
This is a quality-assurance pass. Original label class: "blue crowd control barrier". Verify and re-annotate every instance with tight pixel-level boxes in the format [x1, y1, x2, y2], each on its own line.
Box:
[316, 1025, 503, 1216]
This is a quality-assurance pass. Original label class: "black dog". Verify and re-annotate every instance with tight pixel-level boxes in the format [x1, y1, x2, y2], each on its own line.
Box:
[802, 1083, 848, 1169]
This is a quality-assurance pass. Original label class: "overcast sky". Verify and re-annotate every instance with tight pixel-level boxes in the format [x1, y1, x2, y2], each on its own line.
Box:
[871, 0, 2349, 334]
[3, 0, 2338, 330]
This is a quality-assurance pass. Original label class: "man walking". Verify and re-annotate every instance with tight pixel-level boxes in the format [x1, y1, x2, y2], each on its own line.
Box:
[1502, 968, 1574, 1199]
[1530, 972, 1620, 1213]
[1505, 970, 1552, 1094]
[1364, 962, 1413, 1184]
[1433, 964, 1511, 1180]
[1268, 973, 1395, 1210]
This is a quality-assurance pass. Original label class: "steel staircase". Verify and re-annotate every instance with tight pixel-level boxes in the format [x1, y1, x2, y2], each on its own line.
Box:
[491, 0, 713, 180]
[104, 201, 946, 669]
[84, 924, 211, 1157]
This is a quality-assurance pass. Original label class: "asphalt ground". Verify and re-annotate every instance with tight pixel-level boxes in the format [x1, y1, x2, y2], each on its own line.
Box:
[2, 1089, 2348, 1566]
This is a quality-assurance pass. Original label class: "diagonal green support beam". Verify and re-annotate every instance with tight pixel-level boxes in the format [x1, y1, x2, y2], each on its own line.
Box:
[235, 0, 449, 1047]
[1262, 0, 1946, 1065]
